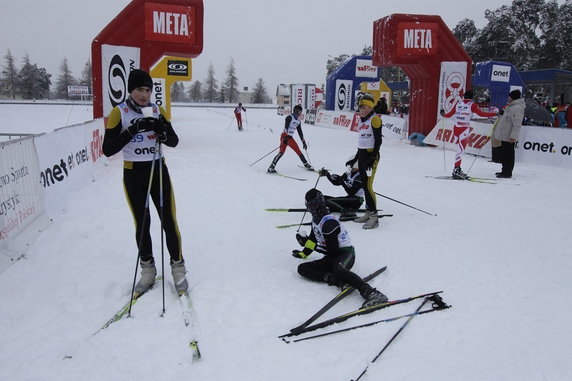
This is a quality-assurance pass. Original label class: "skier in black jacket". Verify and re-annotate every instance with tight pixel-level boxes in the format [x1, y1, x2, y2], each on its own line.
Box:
[293, 188, 387, 307]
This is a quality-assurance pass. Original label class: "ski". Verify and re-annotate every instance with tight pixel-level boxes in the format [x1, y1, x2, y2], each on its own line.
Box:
[92, 276, 163, 337]
[265, 208, 375, 213]
[297, 165, 317, 172]
[426, 175, 496, 184]
[283, 265, 388, 337]
[275, 214, 393, 229]
[268, 171, 307, 181]
[178, 291, 202, 360]
[280, 290, 443, 338]
[287, 295, 450, 343]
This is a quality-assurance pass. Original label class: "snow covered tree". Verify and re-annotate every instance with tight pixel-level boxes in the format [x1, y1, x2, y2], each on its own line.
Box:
[251, 78, 270, 103]
[326, 54, 350, 76]
[223, 58, 239, 103]
[171, 81, 186, 102]
[18, 54, 51, 99]
[1, 49, 19, 99]
[204, 63, 218, 103]
[187, 80, 203, 102]
[55, 57, 77, 99]
[453, 18, 478, 47]
[79, 60, 92, 88]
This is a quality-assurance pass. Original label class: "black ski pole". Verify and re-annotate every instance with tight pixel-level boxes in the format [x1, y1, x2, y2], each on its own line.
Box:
[374, 192, 436, 216]
[158, 143, 166, 316]
[249, 146, 279, 166]
[128, 140, 160, 317]
[296, 174, 321, 232]
[351, 297, 431, 381]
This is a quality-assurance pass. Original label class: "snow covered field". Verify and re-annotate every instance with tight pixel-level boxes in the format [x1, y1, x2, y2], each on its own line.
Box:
[1, 104, 571, 381]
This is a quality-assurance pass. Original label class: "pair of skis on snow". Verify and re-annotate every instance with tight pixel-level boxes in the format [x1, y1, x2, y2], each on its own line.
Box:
[278, 265, 450, 343]
[64, 279, 201, 360]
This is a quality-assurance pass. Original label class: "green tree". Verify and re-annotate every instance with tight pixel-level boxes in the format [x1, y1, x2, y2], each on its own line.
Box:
[223, 58, 239, 103]
[187, 80, 203, 102]
[55, 57, 77, 99]
[204, 63, 218, 103]
[171, 81, 186, 102]
[79, 59, 92, 89]
[251, 78, 270, 103]
[1, 49, 19, 99]
[18, 54, 51, 99]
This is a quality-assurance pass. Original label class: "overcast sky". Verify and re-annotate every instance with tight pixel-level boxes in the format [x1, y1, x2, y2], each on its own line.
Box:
[0, 0, 556, 98]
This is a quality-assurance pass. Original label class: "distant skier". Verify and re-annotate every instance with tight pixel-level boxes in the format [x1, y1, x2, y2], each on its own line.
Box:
[293, 188, 388, 307]
[318, 161, 364, 219]
[441, 90, 497, 179]
[234, 103, 246, 131]
[268, 104, 313, 173]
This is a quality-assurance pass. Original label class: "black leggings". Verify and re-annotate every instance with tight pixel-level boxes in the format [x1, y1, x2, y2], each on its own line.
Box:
[358, 149, 379, 212]
[297, 248, 367, 290]
[123, 159, 182, 263]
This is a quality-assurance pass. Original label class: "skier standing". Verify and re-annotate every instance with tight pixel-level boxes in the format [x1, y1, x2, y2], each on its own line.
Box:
[293, 189, 388, 307]
[346, 93, 382, 229]
[234, 103, 246, 131]
[268, 105, 313, 173]
[441, 90, 497, 179]
[102, 69, 189, 296]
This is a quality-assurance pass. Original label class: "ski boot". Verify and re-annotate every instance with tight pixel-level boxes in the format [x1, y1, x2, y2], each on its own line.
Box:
[452, 167, 469, 180]
[360, 285, 388, 307]
[135, 258, 157, 296]
[171, 259, 189, 295]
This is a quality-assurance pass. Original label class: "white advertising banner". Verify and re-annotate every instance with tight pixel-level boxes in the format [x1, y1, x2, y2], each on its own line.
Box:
[424, 119, 494, 156]
[334, 80, 353, 111]
[306, 85, 316, 110]
[438, 61, 468, 118]
[491, 64, 511, 83]
[355, 58, 378, 78]
[35, 120, 106, 218]
[314, 110, 406, 140]
[424, 121, 572, 168]
[290, 84, 305, 109]
[0, 137, 49, 270]
[101, 44, 140, 117]
[151, 77, 166, 109]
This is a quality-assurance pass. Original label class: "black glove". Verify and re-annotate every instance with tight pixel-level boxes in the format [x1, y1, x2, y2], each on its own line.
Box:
[365, 152, 378, 171]
[129, 117, 160, 135]
[345, 157, 357, 168]
[282, 136, 290, 145]
[292, 249, 309, 259]
[318, 168, 329, 177]
[296, 231, 308, 246]
[302, 139, 308, 150]
[153, 120, 167, 142]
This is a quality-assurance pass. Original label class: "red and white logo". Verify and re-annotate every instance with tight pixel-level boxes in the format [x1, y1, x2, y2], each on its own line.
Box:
[145, 2, 196, 44]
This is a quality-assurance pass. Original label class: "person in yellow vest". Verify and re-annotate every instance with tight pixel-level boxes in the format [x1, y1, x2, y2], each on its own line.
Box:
[102, 69, 188, 296]
[345, 93, 382, 229]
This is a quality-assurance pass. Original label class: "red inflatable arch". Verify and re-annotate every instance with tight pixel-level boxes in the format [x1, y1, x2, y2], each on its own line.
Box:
[372, 14, 472, 136]
[92, 0, 203, 119]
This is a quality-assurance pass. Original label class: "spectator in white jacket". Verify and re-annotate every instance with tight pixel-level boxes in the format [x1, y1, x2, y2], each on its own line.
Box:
[492, 90, 525, 178]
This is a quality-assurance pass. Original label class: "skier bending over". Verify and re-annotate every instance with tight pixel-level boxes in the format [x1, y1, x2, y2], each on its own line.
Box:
[318, 162, 364, 219]
[293, 188, 388, 307]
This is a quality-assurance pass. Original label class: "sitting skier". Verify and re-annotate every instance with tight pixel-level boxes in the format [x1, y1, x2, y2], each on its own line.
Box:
[292, 188, 388, 307]
[318, 162, 364, 219]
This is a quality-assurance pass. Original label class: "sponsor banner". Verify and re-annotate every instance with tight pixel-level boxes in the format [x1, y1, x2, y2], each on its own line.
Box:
[101, 44, 140, 117]
[438, 61, 467, 118]
[425, 120, 572, 168]
[67, 86, 90, 96]
[151, 77, 167, 109]
[355, 58, 378, 78]
[314, 110, 406, 140]
[305, 109, 317, 125]
[34, 120, 106, 218]
[145, 2, 197, 44]
[491, 64, 511, 83]
[424, 119, 493, 155]
[516, 126, 572, 168]
[291, 85, 305, 109]
[306, 85, 316, 110]
[335, 80, 352, 111]
[0, 138, 44, 244]
[396, 22, 439, 56]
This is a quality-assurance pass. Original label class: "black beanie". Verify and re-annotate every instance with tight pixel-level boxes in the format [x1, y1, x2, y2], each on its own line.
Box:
[509, 89, 521, 100]
[128, 69, 153, 93]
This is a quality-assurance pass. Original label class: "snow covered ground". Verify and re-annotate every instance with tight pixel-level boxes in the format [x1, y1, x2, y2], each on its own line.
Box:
[1, 104, 571, 381]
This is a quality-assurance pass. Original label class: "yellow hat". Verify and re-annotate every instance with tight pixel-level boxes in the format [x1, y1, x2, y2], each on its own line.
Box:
[358, 93, 374, 108]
